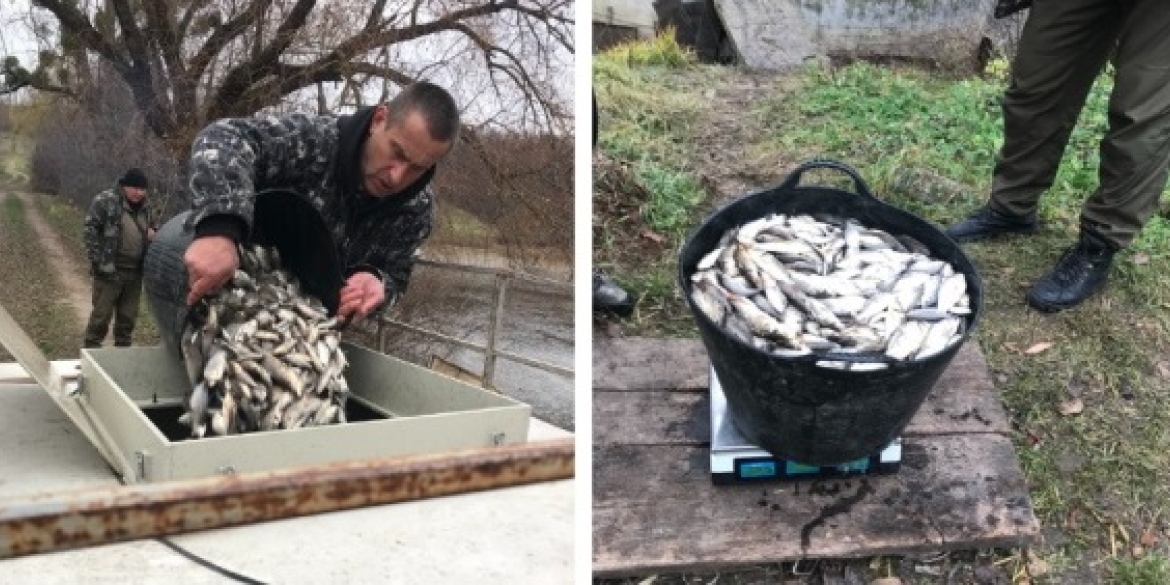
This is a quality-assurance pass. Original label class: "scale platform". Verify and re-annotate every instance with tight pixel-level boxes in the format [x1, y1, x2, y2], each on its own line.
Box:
[710, 367, 902, 485]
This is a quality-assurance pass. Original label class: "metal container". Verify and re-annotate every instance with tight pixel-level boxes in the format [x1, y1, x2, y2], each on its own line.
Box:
[69, 343, 530, 484]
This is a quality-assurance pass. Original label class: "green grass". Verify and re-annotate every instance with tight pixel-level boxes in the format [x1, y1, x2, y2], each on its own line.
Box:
[594, 46, 1170, 582]
[636, 162, 703, 235]
[597, 26, 698, 68]
[0, 195, 81, 358]
[1110, 555, 1170, 585]
[593, 33, 732, 330]
[750, 60, 1118, 234]
[0, 135, 31, 185]
[595, 33, 709, 243]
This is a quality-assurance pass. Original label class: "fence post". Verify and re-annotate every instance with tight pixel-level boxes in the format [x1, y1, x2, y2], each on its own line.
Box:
[482, 274, 510, 388]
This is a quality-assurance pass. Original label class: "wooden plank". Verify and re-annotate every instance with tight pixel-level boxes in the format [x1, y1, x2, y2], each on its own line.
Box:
[592, 391, 707, 446]
[592, 434, 1039, 578]
[913, 344, 1010, 436]
[593, 338, 710, 391]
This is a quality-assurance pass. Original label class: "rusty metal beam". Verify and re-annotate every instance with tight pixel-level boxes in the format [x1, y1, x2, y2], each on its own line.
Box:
[0, 438, 573, 560]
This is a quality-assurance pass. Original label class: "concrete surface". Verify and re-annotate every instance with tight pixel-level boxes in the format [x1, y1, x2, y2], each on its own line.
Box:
[0, 364, 574, 584]
[714, 0, 996, 70]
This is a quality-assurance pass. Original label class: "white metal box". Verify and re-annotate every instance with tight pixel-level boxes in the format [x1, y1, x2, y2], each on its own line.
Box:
[71, 343, 531, 483]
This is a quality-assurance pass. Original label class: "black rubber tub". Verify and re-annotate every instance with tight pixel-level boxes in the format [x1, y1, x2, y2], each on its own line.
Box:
[144, 191, 344, 357]
[679, 160, 984, 465]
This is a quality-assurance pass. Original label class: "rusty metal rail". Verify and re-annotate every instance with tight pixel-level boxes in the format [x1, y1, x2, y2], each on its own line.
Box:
[0, 438, 574, 560]
[373, 258, 573, 386]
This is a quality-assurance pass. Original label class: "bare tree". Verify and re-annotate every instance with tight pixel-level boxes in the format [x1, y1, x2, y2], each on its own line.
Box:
[2, 0, 574, 155]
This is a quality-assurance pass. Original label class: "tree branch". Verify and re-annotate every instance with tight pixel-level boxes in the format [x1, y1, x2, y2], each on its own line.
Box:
[109, 0, 149, 72]
[141, 1, 185, 120]
[176, 2, 202, 39]
[363, 0, 389, 31]
[189, 0, 273, 81]
[30, 0, 129, 73]
[141, 1, 184, 81]
[210, 0, 316, 112]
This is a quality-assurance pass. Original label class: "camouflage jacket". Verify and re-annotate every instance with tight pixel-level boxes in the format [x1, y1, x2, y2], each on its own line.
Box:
[185, 106, 435, 310]
[84, 184, 151, 275]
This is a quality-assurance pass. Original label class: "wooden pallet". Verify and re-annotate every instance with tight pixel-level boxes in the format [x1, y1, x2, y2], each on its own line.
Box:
[593, 337, 1040, 578]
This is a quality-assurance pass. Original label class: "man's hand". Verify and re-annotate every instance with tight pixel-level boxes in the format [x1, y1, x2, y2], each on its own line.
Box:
[147, 227, 157, 242]
[337, 272, 385, 324]
[184, 235, 238, 306]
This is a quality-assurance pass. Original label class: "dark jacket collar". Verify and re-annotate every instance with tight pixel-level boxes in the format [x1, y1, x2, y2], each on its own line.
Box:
[335, 105, 436, 211]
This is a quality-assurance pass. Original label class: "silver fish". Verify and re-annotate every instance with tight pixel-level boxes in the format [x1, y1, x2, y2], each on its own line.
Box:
[177, 243, 352, 438]
[729, 296, 801, 347]
[885, 321, 932, 360]
[915, 317, 963, 360]
[692, 212, 972, 362]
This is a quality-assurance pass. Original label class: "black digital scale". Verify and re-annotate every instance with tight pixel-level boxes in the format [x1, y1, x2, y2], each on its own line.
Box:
[709, 367, 902, 485]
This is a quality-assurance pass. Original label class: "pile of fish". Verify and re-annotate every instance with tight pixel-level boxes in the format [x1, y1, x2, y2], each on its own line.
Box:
[178, 244, 350, 438]
[688, 213, 971, 368]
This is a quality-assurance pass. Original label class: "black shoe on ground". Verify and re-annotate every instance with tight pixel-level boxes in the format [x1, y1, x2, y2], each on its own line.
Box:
[945, 205, 1038, 243]
[1026, 233, 1115, 313]
[593, 272, 635, 317]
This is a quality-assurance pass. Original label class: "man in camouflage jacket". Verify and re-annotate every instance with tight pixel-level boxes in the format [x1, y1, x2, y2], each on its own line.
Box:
[182, 82, 460, 323]
[83, 168, 156, 347]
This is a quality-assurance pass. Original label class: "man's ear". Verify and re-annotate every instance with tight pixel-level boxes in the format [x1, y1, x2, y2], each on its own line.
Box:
[371, 104, 388, 132]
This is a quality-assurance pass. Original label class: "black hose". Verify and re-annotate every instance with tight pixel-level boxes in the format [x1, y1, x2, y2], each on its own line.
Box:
[155, 537, 267, 585]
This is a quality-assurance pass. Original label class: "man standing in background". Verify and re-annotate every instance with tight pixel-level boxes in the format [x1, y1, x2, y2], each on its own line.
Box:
[83, 167, 156, 347]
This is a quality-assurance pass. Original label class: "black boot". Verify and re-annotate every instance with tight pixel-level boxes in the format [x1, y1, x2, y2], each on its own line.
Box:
[945, 205, 1038, 242]
[593, 272, 635, 317]
[1026, 232, 1115, 313]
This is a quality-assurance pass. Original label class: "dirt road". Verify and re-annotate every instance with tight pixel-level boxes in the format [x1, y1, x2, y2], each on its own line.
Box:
[12, 192, 92, 326]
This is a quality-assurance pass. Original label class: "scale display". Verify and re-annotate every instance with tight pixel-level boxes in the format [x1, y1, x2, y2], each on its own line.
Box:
[709, 367, 902, 485]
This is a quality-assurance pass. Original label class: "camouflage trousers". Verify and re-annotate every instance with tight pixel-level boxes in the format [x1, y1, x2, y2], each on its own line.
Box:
[83, 268, 143, 348]
[989, 0, 1170, 248]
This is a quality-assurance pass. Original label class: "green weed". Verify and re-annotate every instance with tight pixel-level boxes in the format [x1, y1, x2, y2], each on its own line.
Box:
[635, 161, 703, 236]
[597, 27, 697, 69]
[1109, 555, 1170, 585]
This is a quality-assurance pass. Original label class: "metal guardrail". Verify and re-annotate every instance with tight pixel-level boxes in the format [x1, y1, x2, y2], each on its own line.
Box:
[370, 259, 574, 387]
[0, 439, 574, 560]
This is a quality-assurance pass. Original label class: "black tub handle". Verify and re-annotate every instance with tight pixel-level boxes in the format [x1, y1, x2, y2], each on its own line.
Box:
[778, 159, 881, 203]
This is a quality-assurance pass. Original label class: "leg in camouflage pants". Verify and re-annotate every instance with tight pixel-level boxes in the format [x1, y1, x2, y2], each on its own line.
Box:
[83, 268, 144, 348]
[990, 0, 1170, 248]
